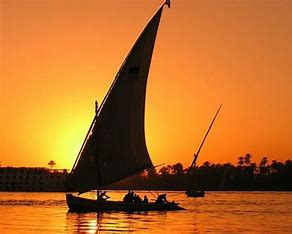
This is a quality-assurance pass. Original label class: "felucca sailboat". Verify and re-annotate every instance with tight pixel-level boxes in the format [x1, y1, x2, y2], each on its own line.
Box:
[185, 105, 222, 197]
[66, 0, 184, 212]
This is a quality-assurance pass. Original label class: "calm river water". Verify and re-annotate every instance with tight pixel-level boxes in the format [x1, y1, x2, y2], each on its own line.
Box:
[0, 191, 291, 233]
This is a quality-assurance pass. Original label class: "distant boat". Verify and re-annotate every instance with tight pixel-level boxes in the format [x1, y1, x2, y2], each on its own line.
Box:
[185, 105, 222, 197]
[185, 190, 205, 197]
[66, 0, 184, 212]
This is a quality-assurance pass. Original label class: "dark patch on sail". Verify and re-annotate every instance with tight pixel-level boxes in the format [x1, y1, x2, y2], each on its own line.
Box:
[128, 66, 140, 74]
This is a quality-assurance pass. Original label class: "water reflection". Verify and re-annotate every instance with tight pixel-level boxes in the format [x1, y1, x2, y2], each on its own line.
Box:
[66, 210, 187, 233]
[0, 192, 291, 233]
[67, 212, 135, 233]
[67, 213, 98, 233]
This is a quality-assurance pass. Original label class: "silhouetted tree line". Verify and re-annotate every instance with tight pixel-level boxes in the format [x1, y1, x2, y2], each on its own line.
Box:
[107, 154, 292, 191]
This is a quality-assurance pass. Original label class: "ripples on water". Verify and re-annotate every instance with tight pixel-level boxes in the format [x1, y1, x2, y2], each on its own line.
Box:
[0, 191, 291, 233]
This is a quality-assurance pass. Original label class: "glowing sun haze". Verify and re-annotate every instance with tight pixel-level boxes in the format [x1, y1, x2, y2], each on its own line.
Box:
[1, 0, 291, 169]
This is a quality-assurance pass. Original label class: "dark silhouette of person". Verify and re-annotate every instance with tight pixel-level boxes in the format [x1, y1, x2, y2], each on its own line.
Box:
[123, 190, 134, 202]
[133, 194, 142, 203]
[155, 193, 168, 203]
[142, 195, 148, 203]
[123, 190, 130, 202]
[129, 191, 135, 202]
[98, 191, 110, 200]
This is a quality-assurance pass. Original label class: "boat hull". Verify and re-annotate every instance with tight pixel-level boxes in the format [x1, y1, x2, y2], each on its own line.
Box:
[185, 190, 205, 197]
[66, 194, 185, 212]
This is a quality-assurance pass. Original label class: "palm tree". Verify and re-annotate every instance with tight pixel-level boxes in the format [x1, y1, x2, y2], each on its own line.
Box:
[244, 154, 251, 166]
[48, 160, 56, 169]
[237, 156, 244, 167]
[259, 157, 268, 175]
[271, 160, 283, 174]
[259, 157, 268, 167]
[159, 165, 171, 176]
[171, 163, 184, 175]
[203, 161, 211, 167]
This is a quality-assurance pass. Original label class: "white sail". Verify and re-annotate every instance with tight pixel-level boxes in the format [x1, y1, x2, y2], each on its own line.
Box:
[68, 5, 167, 194]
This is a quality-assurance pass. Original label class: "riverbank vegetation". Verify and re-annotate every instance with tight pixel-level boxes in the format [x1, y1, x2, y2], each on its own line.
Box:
[108, 154, 292, 191]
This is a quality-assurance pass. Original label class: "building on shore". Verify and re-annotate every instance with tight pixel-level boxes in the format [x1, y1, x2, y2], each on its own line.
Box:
[0, 167, 69, 192]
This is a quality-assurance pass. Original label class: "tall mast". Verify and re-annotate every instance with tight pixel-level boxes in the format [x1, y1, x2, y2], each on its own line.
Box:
[95, 101, 100, 199]
[190, 104, 222, 168]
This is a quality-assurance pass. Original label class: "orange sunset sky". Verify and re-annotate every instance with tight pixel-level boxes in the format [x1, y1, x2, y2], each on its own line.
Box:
[1, 0, 291, 169]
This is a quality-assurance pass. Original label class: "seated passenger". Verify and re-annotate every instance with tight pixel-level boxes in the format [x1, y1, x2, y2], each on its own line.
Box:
[123, 190, 134, 202]
[155, 193, 168, 203]
[142, 195, 148, 203]
[133, 194, 142, 203]
[98, 191, 110, 200]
